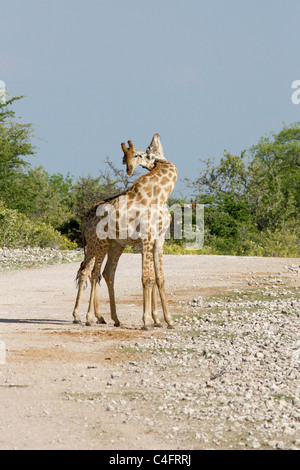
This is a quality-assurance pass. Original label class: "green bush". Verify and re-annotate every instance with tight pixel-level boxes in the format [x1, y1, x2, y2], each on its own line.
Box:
[186, 123, 300, 258]
[247, 228, 300, 257]
[0, 200, 77, 249]
[196, 228, 300, 257]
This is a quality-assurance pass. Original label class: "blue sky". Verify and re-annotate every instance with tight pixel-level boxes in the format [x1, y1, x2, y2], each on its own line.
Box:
[1, 0, 300, 195]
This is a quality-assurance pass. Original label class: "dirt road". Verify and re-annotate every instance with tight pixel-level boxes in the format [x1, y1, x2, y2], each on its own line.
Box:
[0, 254, 299, 450]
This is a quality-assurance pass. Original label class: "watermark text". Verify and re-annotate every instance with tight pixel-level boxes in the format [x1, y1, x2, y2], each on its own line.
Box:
[95, 199, 204, 251]
[291, 80, 300, 104]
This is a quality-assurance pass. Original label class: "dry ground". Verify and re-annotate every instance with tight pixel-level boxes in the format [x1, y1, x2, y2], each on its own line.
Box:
[0, 254, 299, 450]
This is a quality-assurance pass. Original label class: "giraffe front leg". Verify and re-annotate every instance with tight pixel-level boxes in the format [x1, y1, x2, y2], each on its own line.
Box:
[142, 242, 155, 330]
[152, 285, 162, 327]
[153, 238, 174, 329]
[142, 279, 154, 330]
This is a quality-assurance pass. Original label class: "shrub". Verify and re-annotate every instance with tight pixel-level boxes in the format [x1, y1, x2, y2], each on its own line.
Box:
[247, 228, 300, 257]
[0, 200, 77, 249]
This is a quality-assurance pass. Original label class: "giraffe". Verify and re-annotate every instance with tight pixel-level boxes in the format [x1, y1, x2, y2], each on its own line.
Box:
[72, 142, 154, 327]
[72, 133, 177, 330]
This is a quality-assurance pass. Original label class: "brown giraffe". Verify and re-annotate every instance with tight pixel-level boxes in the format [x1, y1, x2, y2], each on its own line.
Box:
[72, 133, 177, 330]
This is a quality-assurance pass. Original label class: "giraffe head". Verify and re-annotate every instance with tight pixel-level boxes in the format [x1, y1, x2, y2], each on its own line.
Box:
[146, 133, 166, 162]
[121, 140, 155, 175]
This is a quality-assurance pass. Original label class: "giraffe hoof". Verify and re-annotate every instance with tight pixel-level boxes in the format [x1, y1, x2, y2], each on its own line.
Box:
[167, 324, 175, 329]
[85, 321, 93, 327]
[97, 317, 106, 324]
[114, 321, 121, 327]
[73, 319, 81, 324]
[142, 325, 151, 331]
[154, 322, 163, 328]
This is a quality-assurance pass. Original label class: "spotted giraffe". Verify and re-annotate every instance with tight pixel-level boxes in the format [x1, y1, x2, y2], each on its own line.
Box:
[72, 134, 177, 330]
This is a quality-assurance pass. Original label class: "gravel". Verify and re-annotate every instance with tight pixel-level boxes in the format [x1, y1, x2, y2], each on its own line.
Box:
[110, 280, 300, 450]
[0, 251, 299, 449]
[0, 247, 83, 271]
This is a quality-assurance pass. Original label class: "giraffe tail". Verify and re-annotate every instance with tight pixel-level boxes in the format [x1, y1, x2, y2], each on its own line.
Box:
[74, 222, 89, 288]
[75, 261, 88, 289]
[75, 261, 101, 288]
[75, 221, 102, 287]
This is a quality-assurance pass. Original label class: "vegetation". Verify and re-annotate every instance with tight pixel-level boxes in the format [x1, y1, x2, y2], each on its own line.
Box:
[0, 95, 135, 248]
[0, 200, 75, 249]
[0, 95, 299, 256]
[185, 123, 300, 256]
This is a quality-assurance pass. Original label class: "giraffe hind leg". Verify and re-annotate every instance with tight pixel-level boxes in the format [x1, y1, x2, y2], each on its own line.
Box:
[85, 250, 108, 326]
[91, 276, 106, 324]
[72, 255, 95, 324]
[102, 242, 124, 327]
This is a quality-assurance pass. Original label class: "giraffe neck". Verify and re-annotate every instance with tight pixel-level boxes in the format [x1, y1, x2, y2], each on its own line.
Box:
[128, 159, 177, 205]
[155, 160, 177, 198]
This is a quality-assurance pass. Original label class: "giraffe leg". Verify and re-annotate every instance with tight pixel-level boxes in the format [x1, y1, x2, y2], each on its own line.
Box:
[102, 242, 124, 327]
[141, 241, 155, 330]
[152, 285, 162, 327]
[153, 237, 174, 328]
[86, 250, 108, 326]
[93, 284, 106, 324]
[72, 254, 95, 324]
[87, 275, 106, 324]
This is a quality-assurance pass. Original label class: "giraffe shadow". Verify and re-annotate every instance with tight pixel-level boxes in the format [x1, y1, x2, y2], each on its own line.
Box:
[0, 318, 70, 325]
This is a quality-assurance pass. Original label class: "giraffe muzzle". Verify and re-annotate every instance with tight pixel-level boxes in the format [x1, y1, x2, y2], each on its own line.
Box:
[126, 164, 133, 175]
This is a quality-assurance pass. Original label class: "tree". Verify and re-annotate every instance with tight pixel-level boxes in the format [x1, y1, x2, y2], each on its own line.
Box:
[247, 123, 300, 231]
[59, 160, 134, 244]
[0, 95, 35, 201]
[186, 122, 300, 256]
[8, 166, 74, 228]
